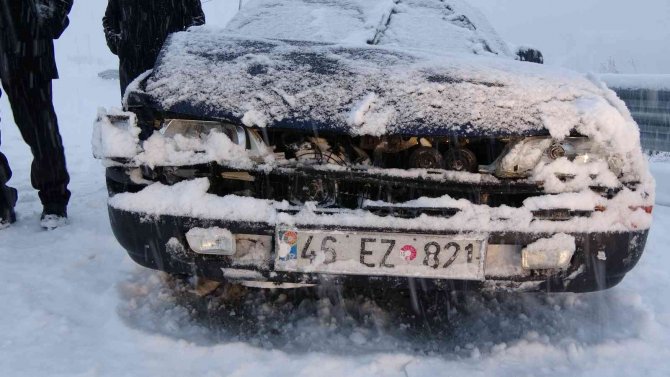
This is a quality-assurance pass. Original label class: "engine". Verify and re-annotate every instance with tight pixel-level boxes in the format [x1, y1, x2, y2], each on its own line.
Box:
[268, 132, 502, 207]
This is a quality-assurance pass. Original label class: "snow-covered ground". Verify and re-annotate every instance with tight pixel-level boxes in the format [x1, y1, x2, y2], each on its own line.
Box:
[1, 1, 670, 376]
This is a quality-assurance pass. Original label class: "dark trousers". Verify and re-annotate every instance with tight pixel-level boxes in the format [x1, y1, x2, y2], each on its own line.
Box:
[0, 77, 71, 211]
[119, 52, 158, 97]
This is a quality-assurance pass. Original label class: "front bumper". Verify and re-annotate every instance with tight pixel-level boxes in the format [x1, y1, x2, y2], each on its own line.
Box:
[108, 202, 648, 293]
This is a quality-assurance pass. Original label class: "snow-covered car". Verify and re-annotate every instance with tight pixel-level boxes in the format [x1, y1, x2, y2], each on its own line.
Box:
[94, 0, 654, 292]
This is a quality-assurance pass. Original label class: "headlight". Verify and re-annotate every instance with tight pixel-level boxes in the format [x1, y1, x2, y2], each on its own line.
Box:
[161, 119, 247, 146]
[496, 137, 552, 178]
[495, 136, 620, 178]
[159, 119, 271, 158]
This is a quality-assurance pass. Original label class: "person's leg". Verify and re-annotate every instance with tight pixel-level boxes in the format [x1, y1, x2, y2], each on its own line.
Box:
[119, 54, 156, 99]
[0, 126, 18, 225]
[1, 76, 70, 214]
[119, 58, 132, 98]
[0, 88, 18, 225]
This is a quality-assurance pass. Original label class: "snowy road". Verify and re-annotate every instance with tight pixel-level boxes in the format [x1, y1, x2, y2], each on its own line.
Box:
[1, 1, 670, 376]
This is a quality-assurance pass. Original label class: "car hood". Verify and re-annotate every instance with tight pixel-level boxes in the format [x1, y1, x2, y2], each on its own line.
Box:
[133, 28, 632, 138]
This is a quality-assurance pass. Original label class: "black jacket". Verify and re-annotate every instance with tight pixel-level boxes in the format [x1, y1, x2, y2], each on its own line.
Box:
[0, 0, 73, 80]
[103, 0, 205, 62]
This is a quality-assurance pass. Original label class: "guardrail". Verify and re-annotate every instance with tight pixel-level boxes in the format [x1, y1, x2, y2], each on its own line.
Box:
[612, 88, 670, 152]
[601, 74, 670, 152]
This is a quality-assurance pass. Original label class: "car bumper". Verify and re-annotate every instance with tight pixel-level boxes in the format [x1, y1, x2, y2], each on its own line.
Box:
[108, 202, 648, 293]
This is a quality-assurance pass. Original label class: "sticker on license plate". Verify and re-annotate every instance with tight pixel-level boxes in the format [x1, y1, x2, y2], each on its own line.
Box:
[275, 228, 487, 280]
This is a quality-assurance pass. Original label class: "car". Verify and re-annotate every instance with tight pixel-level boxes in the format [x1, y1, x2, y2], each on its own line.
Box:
[93, 0, 654, 293]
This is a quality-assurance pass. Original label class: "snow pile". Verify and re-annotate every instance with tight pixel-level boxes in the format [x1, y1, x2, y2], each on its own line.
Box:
[134, 129, 261, 169]
[92, 108, 141, 160]
[363, 194, 473, 210]
[523, 191, 607, 211]
[108, 178, 285, 223]
[523, 233, 576, 255]
[109, 178, 653, 233]
[532, 157, 621, 193]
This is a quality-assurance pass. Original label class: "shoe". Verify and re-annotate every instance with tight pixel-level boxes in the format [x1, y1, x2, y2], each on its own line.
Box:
[0, 207, 16, 230]
[1, 187, 18, 230]
[41, 205, 68, 230]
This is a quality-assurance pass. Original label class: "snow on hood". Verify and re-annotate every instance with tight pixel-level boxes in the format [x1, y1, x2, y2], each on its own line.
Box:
[141, 30, 634, 140]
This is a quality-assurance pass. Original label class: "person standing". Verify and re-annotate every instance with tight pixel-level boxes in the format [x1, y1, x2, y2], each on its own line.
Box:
[0, 0, 73, 229]
[103, 0, 206, 97]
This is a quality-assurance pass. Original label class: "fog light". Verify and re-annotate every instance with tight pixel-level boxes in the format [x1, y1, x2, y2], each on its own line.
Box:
[186, 227, 236, 256]
[521, 234, 576, 270]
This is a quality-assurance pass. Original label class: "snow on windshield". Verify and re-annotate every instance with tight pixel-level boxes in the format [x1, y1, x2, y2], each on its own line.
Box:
[226, 0, 509, 56]
[375, 0, 510, 56]
[226, 0, 393, 45]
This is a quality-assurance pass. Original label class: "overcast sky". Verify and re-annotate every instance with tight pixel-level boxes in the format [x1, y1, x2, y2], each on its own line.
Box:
[468, 0, 670, 73]
[58, 0, 670, 75]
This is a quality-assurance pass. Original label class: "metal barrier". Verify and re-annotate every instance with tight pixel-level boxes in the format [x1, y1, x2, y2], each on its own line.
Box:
[610, 88, 670, 152]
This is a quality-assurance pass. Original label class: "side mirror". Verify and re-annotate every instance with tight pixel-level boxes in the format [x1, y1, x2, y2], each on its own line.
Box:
[515, 47, 544, 64]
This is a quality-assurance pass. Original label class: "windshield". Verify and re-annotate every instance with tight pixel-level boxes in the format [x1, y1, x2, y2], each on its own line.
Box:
[225, 0, 511, 56]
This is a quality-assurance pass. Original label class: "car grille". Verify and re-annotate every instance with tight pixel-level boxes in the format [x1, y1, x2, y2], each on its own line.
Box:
[146, 164, 545, 210]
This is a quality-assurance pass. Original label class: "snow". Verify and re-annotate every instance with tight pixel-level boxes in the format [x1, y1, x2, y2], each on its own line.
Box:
[523, 191, 607, 211]
[226, 0, 395, 45]
[532, 157, 621, 194]
[135, 128, 259, 169]
[375, 0, 511, 57]
[143, 28, 639, 142]
[521, 233, 576, 270]
[1, 1, 670, 376]
[121, 69, 152, 105]
[364, 194, 471, 210]
[241, 109, 269, 128]
[227, 0, 509, 56]
[109, 178, 282, 223]
[109, 177, 652, 234]
[92, 108, 141, 159]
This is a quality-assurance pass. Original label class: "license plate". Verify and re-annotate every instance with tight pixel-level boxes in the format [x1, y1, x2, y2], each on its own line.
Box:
[275, 228, 487, 280]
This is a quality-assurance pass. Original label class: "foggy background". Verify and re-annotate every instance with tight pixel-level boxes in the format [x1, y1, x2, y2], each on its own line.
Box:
[57, 0, 670, 81]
